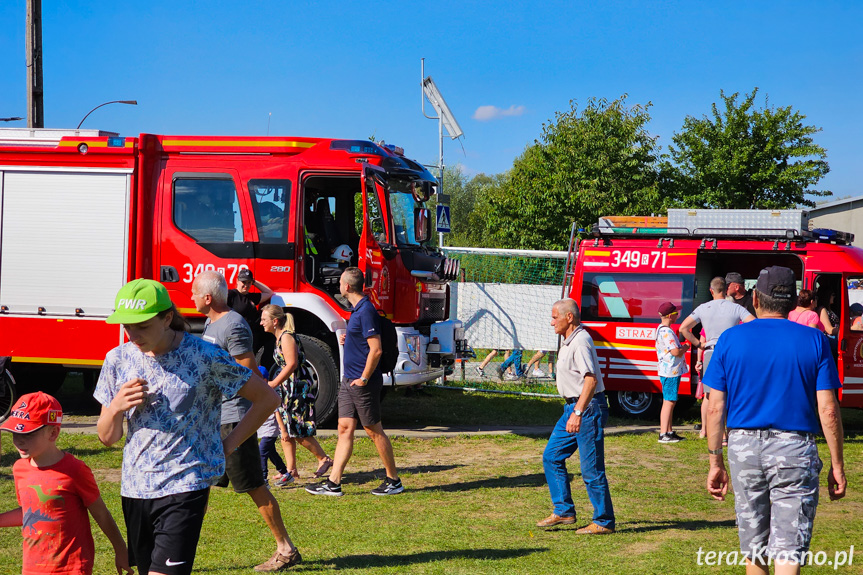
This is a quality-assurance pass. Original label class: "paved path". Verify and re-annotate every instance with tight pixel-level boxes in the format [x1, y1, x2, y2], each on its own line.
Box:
[59, 416, 699, 439]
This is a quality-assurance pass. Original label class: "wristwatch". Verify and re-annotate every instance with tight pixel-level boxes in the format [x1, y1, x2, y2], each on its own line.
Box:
[573, 409, 583, 417]
[361, 377, 368, 384]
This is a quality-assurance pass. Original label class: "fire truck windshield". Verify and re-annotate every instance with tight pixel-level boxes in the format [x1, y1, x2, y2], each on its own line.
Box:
[387, 179, 431, 247]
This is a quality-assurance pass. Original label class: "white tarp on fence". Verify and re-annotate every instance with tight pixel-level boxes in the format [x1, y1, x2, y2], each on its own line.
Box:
[451, 282, 562, 351]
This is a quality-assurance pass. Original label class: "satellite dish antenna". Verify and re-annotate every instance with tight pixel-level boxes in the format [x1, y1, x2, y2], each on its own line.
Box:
[421, 59, 464, 247]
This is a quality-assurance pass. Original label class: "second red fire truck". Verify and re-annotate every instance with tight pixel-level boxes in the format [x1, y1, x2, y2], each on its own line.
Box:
[565, 209, 863, 417]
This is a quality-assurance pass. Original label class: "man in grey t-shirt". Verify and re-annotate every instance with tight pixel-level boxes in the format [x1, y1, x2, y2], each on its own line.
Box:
[680, 277, 755, 379]
[193, 271, 301, 571]
[203, 308, 254, 424]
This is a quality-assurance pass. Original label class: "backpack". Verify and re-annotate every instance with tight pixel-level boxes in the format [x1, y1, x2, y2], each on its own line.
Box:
[377, 312, 399, 378]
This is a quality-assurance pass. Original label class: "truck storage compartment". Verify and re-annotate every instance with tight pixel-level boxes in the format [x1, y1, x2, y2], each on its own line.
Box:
[0, 169, 131, 317]
[668, 209, 809, 237]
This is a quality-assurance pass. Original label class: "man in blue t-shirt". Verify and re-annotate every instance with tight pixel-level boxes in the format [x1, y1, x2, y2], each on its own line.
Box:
[704, 266, 846, 571]
[306, 267, 403, 497]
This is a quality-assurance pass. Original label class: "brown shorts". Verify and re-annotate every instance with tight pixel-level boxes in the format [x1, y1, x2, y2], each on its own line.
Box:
[338, 376, 383, 427]
[216, 423, 265, 493]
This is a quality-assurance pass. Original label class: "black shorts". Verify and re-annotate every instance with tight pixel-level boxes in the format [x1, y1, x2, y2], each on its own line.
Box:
[122, 488, 209, 575]
[338, 376, 383, 427]
[216, 423, 265, 493]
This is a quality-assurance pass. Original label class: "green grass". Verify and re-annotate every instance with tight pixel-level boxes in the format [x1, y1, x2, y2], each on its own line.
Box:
[2, 403, 861, 575]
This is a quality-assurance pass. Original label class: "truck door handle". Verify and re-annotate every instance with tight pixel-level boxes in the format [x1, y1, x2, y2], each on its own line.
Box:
[840, 338, 847, 352]
[160, 265, 180, 283]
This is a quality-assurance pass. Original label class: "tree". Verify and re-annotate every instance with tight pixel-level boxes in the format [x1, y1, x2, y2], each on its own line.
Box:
[441, 165, 508, 248]
[662, 88, 830, 209]
[484, 95, 662, 250]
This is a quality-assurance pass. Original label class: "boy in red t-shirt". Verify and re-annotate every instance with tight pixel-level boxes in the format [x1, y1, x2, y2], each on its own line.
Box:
[0, 392, 131, 575]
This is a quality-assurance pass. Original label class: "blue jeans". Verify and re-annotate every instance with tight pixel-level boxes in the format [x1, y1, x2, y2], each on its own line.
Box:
[259, 436, 287, 480]
[542, 394, 615, 528]
[500, 349, 524, 377]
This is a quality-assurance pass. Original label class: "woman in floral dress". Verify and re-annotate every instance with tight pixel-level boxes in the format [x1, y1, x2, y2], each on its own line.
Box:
[260, 304, 332, 478]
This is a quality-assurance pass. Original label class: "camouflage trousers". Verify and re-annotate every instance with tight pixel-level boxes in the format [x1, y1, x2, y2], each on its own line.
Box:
[728, 429, 822, 564]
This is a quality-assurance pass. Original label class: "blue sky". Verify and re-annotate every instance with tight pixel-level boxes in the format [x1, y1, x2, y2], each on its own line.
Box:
[2, 1, 861, 199]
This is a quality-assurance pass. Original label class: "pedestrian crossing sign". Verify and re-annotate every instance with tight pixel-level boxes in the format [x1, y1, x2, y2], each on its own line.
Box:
[436, 204, 451, 233]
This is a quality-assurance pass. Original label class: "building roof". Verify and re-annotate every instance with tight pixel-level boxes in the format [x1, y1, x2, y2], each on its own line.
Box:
[809, 194, 863, 214]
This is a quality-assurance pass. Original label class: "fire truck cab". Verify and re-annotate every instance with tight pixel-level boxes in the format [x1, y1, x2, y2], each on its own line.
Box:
[566, 209, 863, 418]
[0, 129, 465, 424]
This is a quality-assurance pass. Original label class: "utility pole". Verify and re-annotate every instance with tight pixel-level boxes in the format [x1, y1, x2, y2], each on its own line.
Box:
[26, 0, 44, 129]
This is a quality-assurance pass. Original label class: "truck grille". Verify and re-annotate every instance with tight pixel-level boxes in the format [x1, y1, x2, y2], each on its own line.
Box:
[419, 293, 447, 322]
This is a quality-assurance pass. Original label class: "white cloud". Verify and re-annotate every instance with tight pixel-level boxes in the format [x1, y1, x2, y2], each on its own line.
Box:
[472, 104, 527, 121]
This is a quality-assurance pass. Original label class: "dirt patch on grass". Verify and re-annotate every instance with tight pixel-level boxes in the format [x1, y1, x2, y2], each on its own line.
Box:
[93, 468, 121, 483]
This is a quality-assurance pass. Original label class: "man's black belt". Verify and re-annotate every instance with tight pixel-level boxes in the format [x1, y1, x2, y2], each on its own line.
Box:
[564, 396, 579, 404]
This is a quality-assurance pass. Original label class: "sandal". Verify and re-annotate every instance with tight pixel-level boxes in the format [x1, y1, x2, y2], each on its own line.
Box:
[313, 457, 334, 478]
[253, 548, 302, 572]
[288, 469, 300, 479]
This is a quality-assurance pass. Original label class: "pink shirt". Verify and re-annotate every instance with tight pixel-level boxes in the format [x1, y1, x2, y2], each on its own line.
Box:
[788, 309, 825, 332]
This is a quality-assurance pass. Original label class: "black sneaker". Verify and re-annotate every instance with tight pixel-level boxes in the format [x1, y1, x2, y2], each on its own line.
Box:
[371, 477, 404, 496]
[668, 432, 685, 442]
[305, 479, 343, 496]
[658, 433, 681, 444]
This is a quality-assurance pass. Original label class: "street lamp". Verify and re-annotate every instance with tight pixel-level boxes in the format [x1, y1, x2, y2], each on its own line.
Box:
[76, 100, 137, 130]
[420, 59, 463, 248]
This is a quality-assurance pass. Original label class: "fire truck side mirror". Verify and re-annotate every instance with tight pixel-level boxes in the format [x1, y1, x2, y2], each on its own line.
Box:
[415, 208, 431, 243]
[411, 181, 432, 202]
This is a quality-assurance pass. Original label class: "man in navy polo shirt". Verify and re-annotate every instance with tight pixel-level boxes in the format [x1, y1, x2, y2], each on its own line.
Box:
[306, 267, 403, 496]
[705, 266, 846, 573]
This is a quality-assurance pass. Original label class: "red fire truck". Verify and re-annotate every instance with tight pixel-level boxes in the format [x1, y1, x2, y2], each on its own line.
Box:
[565, 209, 863, 418]
[0, 128, 465, 423]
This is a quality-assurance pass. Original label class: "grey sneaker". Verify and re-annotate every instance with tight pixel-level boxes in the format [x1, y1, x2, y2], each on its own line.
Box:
[474, 366, 484, 377]
[371, 477, 404, 496]
[273, 474, 294, 488]
[305, 479, 343, 496]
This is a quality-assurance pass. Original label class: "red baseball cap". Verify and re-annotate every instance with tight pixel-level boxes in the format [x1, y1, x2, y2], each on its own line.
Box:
[658, 301, 679, 317]
[0, 392, 63, 434]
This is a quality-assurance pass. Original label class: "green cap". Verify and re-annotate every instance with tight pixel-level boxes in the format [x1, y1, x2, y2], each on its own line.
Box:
[106, 279, 173, 324]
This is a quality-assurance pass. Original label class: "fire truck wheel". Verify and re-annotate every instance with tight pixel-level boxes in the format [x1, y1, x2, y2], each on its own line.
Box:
[297, 335, 339, 428]
[0, 369, 17, 423]
[608, 390, 662, 419]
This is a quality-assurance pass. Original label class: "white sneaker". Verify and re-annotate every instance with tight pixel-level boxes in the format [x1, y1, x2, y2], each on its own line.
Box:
[532, 369, 546, 377]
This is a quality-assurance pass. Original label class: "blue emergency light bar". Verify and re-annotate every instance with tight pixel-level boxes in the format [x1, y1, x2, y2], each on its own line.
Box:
[329, 140, 383, 155]
[808, 228, 855, 244]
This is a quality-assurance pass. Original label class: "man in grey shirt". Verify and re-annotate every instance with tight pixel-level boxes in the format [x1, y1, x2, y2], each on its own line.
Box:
[194, 271, 301, 571]
[537, 298, 615, 534]
[680, 276, 755, 377]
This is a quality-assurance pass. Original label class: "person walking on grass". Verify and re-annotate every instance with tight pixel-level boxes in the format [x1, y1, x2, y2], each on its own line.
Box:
[193, 271, 301, 572]
[705, 266, 846, 575]
[1, 392, 131, 575]
[680, 277, 754, 442]
[95, 278, 281, 575]
[655, 302, 690, 443]
[256, 366, 294, 488]
[537, 298, 615, 534]
[260, 304, 333, 481]
[306, 267, 403, 497]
